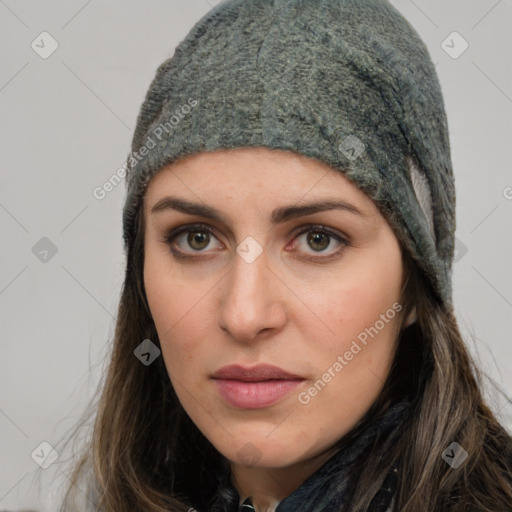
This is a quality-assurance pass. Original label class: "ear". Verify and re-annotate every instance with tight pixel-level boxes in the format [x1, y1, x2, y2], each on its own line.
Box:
[403, 306, 417, 328]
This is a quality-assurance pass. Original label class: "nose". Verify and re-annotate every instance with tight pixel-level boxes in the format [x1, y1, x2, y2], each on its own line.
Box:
[217, 249, 287, 343]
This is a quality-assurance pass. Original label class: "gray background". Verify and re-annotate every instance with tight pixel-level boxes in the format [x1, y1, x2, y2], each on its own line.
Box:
[1, 0, 511, 509]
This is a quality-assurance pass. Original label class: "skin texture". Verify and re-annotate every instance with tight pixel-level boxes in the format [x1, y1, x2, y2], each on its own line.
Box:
[143, 147, 416, 511]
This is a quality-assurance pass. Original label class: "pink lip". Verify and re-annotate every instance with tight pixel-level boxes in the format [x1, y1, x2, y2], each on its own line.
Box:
[212, 364, 303, 381]
[211, 364, 305, 409]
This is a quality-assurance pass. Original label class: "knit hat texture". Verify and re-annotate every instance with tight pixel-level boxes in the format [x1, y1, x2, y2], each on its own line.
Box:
[122, 0, 456, 308]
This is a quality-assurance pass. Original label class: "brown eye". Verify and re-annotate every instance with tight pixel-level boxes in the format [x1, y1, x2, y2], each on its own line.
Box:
[163, 223, 222, 258]
[307, 231, 330, 252]
[186, 230, 211, 250]
[291, 225, 350, 261]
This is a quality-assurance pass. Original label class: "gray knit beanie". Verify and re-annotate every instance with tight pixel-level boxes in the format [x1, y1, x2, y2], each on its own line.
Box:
[122, 0, 456, 309]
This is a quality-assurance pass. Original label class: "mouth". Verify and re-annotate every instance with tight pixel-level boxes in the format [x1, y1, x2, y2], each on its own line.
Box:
[211, 364, 306, 409]
[211, 363, 303, 381]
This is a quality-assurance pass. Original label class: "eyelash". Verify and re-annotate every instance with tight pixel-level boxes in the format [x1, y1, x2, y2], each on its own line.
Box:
[161, 223, 350, 262]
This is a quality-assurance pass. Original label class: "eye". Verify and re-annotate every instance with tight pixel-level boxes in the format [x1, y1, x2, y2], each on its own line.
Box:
[161, 223, 350, 262]
[289, 225, 350, 261]
[162, 223, 222, 259]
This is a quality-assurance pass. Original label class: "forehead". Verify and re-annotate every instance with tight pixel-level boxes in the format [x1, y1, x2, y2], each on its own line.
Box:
[144, 147, 379, 216]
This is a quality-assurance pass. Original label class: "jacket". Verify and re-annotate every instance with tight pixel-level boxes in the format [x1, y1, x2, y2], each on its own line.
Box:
[221, 436, 512, 512]
[220, 451, 399, 512]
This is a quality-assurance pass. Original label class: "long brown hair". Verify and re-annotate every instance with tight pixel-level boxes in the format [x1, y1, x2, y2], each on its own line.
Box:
[56, 187, 512, 511]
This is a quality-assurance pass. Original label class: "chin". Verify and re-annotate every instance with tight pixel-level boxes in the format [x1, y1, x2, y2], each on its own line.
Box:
[213, 435, 310, 468]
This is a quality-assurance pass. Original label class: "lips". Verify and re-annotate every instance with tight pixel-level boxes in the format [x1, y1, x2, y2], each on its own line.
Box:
[212, 364, 303, 381]
[211, 364, 305, 409]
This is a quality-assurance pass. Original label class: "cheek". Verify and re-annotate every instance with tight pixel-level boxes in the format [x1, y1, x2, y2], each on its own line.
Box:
[297, 279, 402, 431]
[311, 251, 402, 340]
[300, 242, 404, 390]
[143, 254, 205, 371]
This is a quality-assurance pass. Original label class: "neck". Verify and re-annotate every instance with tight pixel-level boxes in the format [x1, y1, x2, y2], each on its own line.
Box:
[230, 446, 340, 512]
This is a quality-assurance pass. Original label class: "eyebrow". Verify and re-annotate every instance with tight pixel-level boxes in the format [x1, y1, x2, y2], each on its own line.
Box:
[150, 196, 368, 224]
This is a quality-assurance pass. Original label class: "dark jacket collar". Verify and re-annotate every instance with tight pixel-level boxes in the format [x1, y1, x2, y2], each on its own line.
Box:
[233, 463, 398, 512]
[212, 398, 411, 512]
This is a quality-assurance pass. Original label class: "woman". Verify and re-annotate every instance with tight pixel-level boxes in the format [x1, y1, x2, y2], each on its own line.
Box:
[59, 0, 512, 510]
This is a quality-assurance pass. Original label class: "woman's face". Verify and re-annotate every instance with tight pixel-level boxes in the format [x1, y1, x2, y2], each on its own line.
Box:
[143, 147, 409, 470]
